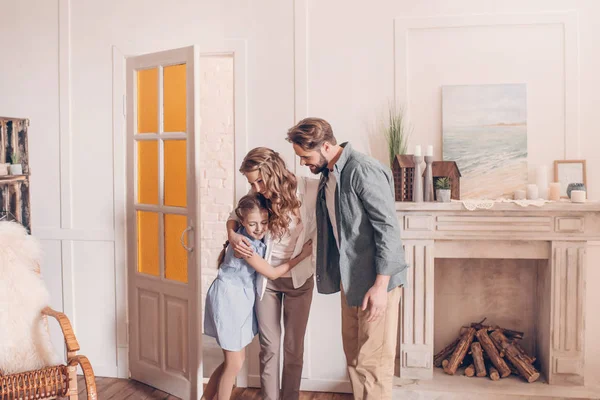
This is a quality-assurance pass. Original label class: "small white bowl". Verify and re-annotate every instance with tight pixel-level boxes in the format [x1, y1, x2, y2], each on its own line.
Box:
[570, 190, 586, 203]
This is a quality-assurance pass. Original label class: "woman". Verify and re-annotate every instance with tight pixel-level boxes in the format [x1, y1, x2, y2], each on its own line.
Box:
[226, 147, 318, 400]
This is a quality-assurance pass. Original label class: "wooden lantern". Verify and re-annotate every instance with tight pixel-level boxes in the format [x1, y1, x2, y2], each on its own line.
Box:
[392, 154, 415, 202]
[431, 161, 461, 200]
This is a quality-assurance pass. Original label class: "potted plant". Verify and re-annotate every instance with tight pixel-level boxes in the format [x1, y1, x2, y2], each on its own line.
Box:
[435, 177, 451, 202]
[9, 149, 23, 175]
[383, 104, 410, 167]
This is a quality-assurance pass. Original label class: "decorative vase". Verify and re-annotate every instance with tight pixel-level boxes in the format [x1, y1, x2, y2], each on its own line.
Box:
[566, 183, 586, 199]
[423, 156, 434, 201]
[412, 155, 424, 202]
[9, 164, 23, 175]
[436, 189, 451, 203]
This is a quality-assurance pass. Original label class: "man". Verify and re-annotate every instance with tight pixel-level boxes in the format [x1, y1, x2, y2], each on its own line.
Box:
[286, 117, 408, 400]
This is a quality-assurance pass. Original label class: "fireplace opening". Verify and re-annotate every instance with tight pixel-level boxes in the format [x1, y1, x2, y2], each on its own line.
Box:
[433, 258, 550, 384]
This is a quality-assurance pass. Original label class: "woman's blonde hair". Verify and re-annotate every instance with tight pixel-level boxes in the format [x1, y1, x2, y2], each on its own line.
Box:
[217, 193, 269, 267]
[239, 147, 301, 239]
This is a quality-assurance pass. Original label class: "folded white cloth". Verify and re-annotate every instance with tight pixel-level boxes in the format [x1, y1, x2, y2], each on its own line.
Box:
[455, 198, 552, 211]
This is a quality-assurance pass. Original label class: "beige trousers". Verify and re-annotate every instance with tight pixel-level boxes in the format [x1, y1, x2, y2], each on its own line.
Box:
[254, 277, 314, 400]
[341, 286, 401, 400]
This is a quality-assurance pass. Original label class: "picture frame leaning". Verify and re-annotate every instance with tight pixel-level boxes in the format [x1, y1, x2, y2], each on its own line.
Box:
[554, 160, 587, 198]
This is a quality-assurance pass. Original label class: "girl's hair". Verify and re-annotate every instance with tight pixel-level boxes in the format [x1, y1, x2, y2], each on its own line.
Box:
[217, 193, 269, 267]
[239, 147, 301, 240]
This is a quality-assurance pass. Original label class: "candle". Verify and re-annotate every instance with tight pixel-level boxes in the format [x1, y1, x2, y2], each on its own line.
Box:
[426, 145, 433, 157]
[514, 190, 526, 200]
[535, 166, 548, 199]
[526, 184, 539, 200]
[570, 190, 586, 203]
[414, 145, 422, 156]
[548, 182, 561, 201]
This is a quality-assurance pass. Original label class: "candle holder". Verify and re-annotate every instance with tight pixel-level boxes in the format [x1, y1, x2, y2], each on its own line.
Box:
[548, 182, 561, 201]
[526, 184, 539, 200]
[424, 155, 434, 201]
[412, 155, 424, 202]
[514, 190, 526, 200]
[535, 165, 548, 199]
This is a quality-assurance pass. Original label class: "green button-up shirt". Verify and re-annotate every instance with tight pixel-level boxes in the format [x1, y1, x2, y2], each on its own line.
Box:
[315, 142, 408, 306]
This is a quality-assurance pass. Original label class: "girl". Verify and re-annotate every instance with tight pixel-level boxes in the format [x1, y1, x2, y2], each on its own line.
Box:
[203, 193, 312, 400]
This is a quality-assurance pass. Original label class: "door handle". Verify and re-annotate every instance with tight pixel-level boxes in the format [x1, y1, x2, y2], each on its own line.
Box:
[180, 226, 194, 252]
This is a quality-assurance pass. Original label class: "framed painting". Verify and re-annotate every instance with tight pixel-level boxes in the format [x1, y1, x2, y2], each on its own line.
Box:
[442, 84, 527, 199]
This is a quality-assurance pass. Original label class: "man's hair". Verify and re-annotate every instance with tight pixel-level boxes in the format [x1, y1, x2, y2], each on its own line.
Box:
[286, 117, 337, 150]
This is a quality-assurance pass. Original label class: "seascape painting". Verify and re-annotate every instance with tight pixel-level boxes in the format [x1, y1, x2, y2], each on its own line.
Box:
[442, 84, 528, 199]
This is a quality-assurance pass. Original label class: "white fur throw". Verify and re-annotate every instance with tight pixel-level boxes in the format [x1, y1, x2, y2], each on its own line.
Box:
[0, 221, 61, 375]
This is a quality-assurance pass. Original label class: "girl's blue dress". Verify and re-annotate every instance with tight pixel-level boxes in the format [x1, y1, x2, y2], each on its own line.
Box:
[204, 228, 266, 351]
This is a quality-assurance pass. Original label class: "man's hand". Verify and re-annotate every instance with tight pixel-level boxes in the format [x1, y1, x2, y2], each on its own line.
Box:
[361, 282, 388, 323]
[228, 232, 254, 258]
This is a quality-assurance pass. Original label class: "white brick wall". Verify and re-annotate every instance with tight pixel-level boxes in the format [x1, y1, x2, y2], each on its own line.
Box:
[198, 56, 235, 319]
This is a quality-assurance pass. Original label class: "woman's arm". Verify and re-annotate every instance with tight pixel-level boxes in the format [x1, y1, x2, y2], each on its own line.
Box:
[246, 240, 312, 280]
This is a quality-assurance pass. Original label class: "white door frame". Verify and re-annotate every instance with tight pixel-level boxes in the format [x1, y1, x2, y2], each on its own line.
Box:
[112, 40, 248, 394]
[112, 45, 130, 380]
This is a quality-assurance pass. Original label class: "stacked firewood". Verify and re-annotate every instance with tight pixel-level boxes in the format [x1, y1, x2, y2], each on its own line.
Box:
[434, 319, 540, 383]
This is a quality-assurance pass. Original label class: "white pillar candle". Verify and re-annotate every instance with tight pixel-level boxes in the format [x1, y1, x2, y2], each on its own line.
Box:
[526, 184, 539, 200]
[426, 145, 433, 157]
[414, 145, 422, 156]
[570, 190, 586, 203]
[535, 165, 548, 199]
[514, 189, 526, 200]
[548, 182, 561, 201]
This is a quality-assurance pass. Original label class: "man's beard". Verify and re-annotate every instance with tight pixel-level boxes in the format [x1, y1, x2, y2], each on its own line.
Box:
[309, 151, 329, 174]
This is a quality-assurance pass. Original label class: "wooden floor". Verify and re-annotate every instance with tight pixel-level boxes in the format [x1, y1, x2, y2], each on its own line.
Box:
[76, 377, 353, 400]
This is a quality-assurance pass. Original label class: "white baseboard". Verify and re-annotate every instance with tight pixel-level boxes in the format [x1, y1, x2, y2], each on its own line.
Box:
[89, 364, 119, 379]
[117, 346, 129, 378]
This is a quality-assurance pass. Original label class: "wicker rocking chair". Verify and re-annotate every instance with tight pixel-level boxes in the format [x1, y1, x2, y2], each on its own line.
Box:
[0, 307, 97, 400]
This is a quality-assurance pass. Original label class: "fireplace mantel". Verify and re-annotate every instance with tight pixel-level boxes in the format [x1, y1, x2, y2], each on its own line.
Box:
[395, 201, 600, 387]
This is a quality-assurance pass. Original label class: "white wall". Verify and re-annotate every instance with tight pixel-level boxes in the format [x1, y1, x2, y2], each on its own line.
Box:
[0, 0, 225, 377]
[223, 0, 600, 389]
[300, 1, 600, 196]
[2, 0, 599, 386]
[0, 0, 64, 357]
[197, 55, 235, 319]
[245, 0, 600, 387]
[221, 0, 599, 194]
[223, 0, 297, 167]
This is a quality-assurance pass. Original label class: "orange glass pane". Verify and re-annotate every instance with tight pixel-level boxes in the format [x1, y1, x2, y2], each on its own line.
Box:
[137, 211, 159, 276]
[137, 68, 159, 133]
[137, 140, 159, 205]
[165, 214, 188, 283]
[164, 140, 187, 207]
[163, 64, 187, 132]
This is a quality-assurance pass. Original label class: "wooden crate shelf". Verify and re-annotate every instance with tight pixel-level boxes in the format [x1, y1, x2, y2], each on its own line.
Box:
[0, 117, 31, 231]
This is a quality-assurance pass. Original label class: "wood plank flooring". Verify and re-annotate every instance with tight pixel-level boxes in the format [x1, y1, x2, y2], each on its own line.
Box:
[75, 377, 353, 399]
